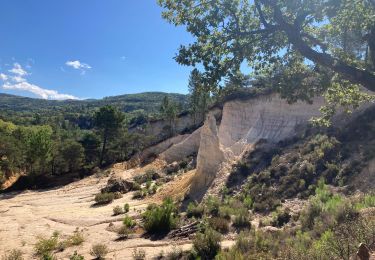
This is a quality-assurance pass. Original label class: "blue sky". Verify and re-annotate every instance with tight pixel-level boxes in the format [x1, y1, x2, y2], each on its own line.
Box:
[0, 0, 194, 100]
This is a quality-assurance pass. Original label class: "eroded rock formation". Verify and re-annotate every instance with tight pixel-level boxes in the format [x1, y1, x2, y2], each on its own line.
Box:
[188, 93, 325, 200]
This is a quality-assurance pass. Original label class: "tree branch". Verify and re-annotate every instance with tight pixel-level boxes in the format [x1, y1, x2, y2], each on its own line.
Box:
[261, 0, 375, 91]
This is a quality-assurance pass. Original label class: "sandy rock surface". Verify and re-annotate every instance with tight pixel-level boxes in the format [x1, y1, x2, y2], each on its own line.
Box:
[0, 167, 190, 259]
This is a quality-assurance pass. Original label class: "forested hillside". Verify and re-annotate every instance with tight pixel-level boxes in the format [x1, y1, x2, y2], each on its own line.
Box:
[0, 92, 188, 126]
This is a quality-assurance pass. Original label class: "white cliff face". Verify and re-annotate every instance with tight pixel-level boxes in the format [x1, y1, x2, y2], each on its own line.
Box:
[218, 94, 325, 156]
[160, 128, 201, 163]
[189, 93, 325, 200]
[188, 114, 225, 200]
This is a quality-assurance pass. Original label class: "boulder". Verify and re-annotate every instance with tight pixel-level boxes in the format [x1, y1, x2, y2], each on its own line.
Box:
[101, 177, 136, 194]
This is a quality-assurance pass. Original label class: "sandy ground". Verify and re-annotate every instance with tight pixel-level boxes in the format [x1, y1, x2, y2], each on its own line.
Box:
[0, 166, 233, 259]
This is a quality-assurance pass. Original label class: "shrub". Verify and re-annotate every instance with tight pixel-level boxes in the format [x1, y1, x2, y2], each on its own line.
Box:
[208, 217, 230, 234]
[113, 205, 124, 216]
[2, 249, 23, 260]
[186, 201, 204, 218]
[113, 192, 123, 199]
[134, 169, 159, 184]
[69, 251, 84, 260]
[193, 228, 221, 260]
[124, 203, 130, 213]
[243, 196, 253, 209]
[218, 205, 232, 220]
[143, 197, 178, 234]
[148, 184, 158, 195]
[232, 211, 251, 229]
[132, 248, 146, 260]
[117, 225, 130, 239]
[67, 229, 85, 246]
[271, 210, 291, 228]
[90, 244, 108, 260]
[34, 234, 58, 257]
[123, 215, 136, 228]
[132, 189, 147, 199]
[205, 196, 220, 217]
[94, 192, 115, 205]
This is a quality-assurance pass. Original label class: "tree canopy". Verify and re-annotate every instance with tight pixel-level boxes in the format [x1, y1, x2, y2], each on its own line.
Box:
[159, 0, 375, 123]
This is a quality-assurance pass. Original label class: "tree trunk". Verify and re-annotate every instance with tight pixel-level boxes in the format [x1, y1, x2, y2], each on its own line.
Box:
[99, 130, 108, 167]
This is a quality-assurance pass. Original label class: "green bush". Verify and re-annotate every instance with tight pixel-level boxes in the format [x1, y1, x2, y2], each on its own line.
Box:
[124, 203, 130, 213]
[113, 205, 124, 216]
[232, 211, 251, 229]
[2, 249, 23, 260]
[90, 244, 108, 260]
[192, 228, 221, 260]
[123, 215, 136, 228]
[205, 196, 220, 217]
[94, 192, 115, 205]
[271, 209, 291, 228]
[186, 201, 204, 218]
[34, 233, 58, 257]
[134, 169, 159, 184]
[208, 217, 230, 234]
[143, 197, 178, 234]
[132, 189, 147, 199]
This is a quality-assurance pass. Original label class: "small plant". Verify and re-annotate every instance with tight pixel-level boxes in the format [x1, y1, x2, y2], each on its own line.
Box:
[132, 248, 146, 260]
[90, 244, 108, 260]
[232, 211, 251, 229]
[148, 184, 158, 195]
[113, 192, 123, 199]
[208, 217, 230, 234]
[271, 209, 291, 228]
[34, 233, 58, 257]
[132, 190, 147, 199]
[186, 201, 204, 218]
[68, 229, 85, 246]
[123, 215, 136, 228]
[143, 198, 178, 234]
[69, 251, 84, 260]
[2, 249, 23, 260]
[113, 205, 124, 216]
[117, 225, 130, 239]
[124, 203, 130, 213]
[94, 192, 115, 205]
[193, 228, 221, 260]
[205, 196, 220, 217]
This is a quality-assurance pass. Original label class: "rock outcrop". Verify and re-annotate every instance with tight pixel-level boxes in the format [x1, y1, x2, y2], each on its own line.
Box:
[160, 128, 201, 163]
[189, 93, 325, 200]
[189, 114, 225, 200]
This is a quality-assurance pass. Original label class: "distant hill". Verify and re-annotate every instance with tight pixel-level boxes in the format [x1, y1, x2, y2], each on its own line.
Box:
[0, 92, 189, 126]
[0, 92, 188, 113]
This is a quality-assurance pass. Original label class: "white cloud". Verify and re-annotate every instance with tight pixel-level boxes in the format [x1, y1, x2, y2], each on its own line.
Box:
[3, 81, 79, 100]
[1, 61, 79, 100]
[11, 76, 26, 83]
[8, 63, 28, 76]
[0, 73, 7, 81]
[65, 60, 91, 70]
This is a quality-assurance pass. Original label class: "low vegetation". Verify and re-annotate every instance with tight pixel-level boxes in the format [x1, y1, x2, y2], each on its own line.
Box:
[94, 192, 115, 205]
[2, 249, 24, 260]
[90, 244, 108, 260]
[143, 198, 178, 234]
